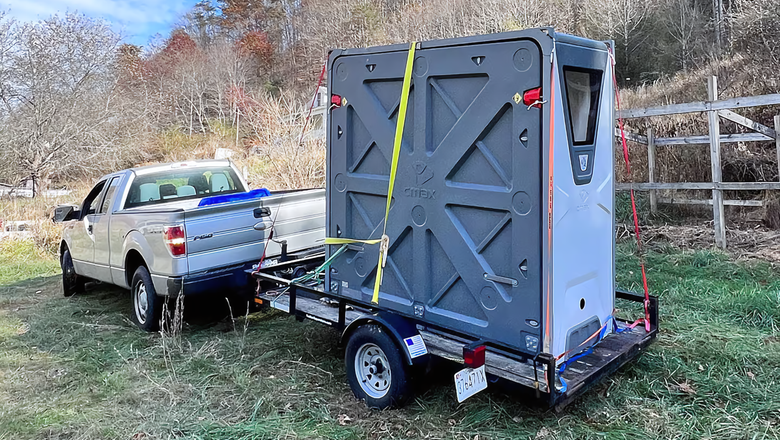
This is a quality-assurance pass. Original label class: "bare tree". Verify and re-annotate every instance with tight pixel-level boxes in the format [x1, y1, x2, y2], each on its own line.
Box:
[0, 14, 130, 192]
[663, 0, 705, 71]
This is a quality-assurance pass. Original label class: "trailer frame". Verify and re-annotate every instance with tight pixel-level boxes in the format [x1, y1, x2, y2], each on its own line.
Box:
[252, 268, 657, 409]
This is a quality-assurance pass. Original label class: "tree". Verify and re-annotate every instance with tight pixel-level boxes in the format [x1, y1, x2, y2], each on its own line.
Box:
[662, 0, 706, 71]
[0, 14, 130, 191]
[180, 1, 222, 47]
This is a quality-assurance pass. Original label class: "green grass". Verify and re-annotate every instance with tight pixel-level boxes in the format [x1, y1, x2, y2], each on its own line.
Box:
[1, 238, 780, 439]
[0, 239, 59, 286]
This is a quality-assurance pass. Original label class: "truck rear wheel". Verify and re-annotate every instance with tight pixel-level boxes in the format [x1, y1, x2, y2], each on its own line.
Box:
[61, 249, 85, 297]
[345, 324, 412, 409]
[131, 266, 161, 332]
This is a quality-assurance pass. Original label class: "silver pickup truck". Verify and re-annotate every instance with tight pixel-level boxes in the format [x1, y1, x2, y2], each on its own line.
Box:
[54, 160, 325, 331]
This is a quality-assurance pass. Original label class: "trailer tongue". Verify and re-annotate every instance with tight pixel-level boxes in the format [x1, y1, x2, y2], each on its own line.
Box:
[254, 27, 658, 409]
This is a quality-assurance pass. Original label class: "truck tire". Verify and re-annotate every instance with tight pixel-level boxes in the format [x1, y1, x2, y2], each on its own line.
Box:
[345, 324, 412, 409]
[131, 266, 161, 332]
[61, 249, 85, 297]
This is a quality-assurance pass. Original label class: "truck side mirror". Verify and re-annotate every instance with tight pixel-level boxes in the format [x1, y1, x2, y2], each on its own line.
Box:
[53, 205, 80, 223]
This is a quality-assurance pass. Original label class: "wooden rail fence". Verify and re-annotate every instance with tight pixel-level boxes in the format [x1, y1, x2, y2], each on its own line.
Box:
[616, 76, 780, 249]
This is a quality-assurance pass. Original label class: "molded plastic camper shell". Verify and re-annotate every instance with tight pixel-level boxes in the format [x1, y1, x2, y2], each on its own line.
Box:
[325, 28, 615, 362]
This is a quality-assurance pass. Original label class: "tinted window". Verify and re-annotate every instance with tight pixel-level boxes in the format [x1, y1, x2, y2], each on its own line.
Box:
[125, 166, 243, 209]
[563, 67, 603, 145]
[99, 177, 120, 214]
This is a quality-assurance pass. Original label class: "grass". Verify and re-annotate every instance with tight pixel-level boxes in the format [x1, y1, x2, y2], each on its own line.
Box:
[1, 238, 780, 439]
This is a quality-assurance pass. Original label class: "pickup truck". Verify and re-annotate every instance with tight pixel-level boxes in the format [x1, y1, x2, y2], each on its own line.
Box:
[54, 160, 325, 331]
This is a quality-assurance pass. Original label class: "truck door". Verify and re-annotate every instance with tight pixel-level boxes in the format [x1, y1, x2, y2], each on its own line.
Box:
[90, 175, 121, 282]
[69, 180, 106, 277]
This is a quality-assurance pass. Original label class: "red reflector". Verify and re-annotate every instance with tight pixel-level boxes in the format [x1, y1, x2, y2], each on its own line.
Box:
[463, 344, 486, 368]
[523, 87, 543, 108]
[331, 94, 342, 107]
[163, 225, 186, 257]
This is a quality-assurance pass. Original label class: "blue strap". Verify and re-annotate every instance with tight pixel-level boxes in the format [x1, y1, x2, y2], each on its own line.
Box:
[557, 314, 632, 393]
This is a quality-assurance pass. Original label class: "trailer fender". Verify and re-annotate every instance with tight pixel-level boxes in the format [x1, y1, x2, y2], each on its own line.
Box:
[341, 312, 429, 366]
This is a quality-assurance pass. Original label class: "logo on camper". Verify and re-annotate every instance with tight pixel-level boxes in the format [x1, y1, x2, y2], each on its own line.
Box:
[404, 161, 435, 199]
[578, 154, 588, 172]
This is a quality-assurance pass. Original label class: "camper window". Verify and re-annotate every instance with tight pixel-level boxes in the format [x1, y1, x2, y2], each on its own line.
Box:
[563, 67, 602, 145]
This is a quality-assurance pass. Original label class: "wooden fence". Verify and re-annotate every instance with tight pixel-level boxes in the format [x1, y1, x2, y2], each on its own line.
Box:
[616, 76, 780, 248]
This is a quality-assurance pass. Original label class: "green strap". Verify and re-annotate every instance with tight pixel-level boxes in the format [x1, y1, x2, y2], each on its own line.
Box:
[292, 244, 349, 284]
[324, 237, 382, 245]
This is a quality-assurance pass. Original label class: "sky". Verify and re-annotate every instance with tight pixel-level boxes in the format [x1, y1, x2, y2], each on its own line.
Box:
[2, 0, 201, 46]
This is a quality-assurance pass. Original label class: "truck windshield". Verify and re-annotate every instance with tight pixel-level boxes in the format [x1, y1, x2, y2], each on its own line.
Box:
[124, 166, 244, 209]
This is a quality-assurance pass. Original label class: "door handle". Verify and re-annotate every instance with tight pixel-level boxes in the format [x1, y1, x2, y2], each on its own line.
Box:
[87, 224, 93, 234]
[254, 207, 271, 218]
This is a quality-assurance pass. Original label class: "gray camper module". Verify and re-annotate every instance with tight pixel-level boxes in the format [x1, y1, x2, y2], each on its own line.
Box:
[327, 29, 615, 360]
[254, 27, 657, 410]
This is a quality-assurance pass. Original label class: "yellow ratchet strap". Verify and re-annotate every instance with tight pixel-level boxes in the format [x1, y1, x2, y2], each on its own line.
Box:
[323, 41, 417, 304]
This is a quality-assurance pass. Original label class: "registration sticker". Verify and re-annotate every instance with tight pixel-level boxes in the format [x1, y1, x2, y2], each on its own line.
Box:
[403, 334, 428, 359]
[454, 365, 487, 403]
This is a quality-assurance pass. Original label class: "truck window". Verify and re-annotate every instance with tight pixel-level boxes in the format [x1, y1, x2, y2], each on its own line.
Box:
[124, 166, 244, 209]
[563, 67, 603, 145]
[82, 180, 107, 217]
[99, 176, 121, 214]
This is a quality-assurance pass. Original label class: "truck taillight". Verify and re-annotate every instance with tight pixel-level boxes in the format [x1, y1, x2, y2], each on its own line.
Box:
[163, 225, 186, 256]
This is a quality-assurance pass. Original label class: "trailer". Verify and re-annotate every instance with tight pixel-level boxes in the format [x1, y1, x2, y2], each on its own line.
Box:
[253, 27, 658, 409]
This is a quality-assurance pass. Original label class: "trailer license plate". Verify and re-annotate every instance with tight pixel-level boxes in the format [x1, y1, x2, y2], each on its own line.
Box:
[454, 365, 487, 403]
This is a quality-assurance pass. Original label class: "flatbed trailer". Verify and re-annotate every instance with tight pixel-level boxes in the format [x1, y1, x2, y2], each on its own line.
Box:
[252, 269, 657, 409]
[250, 28, 660, 410]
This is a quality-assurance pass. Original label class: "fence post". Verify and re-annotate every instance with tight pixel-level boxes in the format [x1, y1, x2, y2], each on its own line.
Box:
[647, 127, 657, 215]
[775, 115, 780, 182]
[708, 76, 726, 248]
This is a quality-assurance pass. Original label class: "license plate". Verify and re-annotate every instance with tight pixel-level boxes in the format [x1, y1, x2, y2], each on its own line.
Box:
[454, 365, 487, 403]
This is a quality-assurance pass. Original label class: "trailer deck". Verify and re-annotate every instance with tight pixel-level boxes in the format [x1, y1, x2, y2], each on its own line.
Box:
[254, 271, 657, 408]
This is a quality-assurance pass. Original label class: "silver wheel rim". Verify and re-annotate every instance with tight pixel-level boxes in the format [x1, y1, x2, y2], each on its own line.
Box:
[354, 343, 391, 399]
[134, 281, 148, 325]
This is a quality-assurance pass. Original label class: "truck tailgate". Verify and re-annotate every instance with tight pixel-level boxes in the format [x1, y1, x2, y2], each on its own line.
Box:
[185, 189, 325, 273]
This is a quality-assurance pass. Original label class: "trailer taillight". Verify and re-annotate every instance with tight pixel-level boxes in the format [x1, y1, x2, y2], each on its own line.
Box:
[523, 87, 543, 108]
[163, 225, 186, 257]
[463, 344, 486, 368]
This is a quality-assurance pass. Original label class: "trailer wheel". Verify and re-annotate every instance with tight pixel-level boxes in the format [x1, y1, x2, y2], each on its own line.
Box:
[345, 324, 411, 409]
[131, 266, 161, 332]
[61, 249, 85, 297]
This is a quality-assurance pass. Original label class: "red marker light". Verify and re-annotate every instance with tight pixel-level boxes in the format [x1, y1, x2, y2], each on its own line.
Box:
[463, 344, 486, 368]
[523, 87, 543, 108]
[163, 225, 186, 257]
[331, 94, 342, 107]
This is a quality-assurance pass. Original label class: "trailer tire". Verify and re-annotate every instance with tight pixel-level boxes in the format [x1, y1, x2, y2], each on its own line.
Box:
[345, 324, 412, 409]
[131, 266, 161, 332]
[61, 249, 85, 297]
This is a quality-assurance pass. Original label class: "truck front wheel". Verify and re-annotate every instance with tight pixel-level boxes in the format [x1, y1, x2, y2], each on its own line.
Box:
[345, 324, 412, 409]
[61, 249, 85, 297]
[131, 266, 161, 332]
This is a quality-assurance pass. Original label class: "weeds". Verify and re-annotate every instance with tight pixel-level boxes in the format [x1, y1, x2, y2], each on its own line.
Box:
[2, 240, 780, 439]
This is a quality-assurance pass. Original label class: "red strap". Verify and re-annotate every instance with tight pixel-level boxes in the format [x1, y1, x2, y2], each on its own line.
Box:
[611, 50, 651, 333]
[298, 61, 328, 146]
